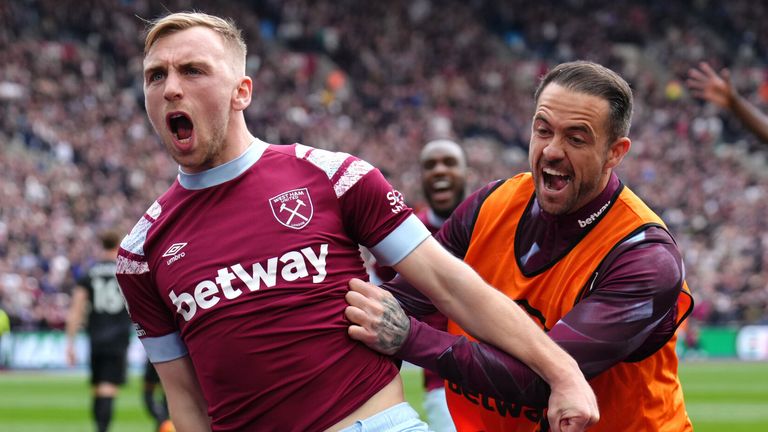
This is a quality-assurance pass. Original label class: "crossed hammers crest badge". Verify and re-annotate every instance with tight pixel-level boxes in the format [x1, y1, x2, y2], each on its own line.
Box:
[269, 188, 314, 229]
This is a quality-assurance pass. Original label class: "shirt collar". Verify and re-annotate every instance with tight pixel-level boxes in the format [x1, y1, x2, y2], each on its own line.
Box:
[178, 139, 269, 190]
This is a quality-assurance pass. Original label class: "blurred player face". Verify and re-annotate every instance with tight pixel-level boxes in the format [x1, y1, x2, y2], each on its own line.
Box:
[529, 83, 630, 215]
[143, 26, 251, 173]
[421, 141, 467, 218]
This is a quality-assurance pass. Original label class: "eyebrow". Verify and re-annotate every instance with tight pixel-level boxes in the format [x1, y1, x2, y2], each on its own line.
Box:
[534, 114, 594, 136]
[566, 124, 593, 136]
[144, 59, 210, 74]
[144, 64, 165, 76]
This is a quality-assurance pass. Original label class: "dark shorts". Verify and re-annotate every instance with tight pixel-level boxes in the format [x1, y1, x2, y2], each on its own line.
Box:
[144, 360, 161, 384]
[90, 352, 128, 385]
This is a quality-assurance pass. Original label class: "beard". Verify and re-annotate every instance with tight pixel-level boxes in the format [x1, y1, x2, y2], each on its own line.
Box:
[166, 110, 229, 172]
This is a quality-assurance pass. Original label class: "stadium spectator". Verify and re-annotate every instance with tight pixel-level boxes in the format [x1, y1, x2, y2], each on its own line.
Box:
[688, 61, 768, 143]
[345, 61, 694, 431]
[114, 11, 596, 432]
[65, 230, 132, 432]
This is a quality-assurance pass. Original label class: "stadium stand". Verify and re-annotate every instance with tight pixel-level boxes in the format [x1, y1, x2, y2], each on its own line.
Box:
[1, 0, 767, 333]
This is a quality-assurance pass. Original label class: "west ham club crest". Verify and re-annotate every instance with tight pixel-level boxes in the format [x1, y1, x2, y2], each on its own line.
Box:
[269, 188, 314, 229]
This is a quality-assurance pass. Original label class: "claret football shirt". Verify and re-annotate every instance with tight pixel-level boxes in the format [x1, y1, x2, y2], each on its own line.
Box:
[116, 139, 430, 431]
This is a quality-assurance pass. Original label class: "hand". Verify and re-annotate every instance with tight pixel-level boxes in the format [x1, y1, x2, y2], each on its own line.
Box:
[687, 61, 733, 110]
[66, 343, 76, 366]
[546, 372, 600, 432]
[345, 278, 410, 355]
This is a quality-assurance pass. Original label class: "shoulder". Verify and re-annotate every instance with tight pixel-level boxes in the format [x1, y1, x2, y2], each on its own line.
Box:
[457, 179, 507, 218]
[117, 199, 164, 274]
[596, 226, 683, 296]
[271, 143, 373, 178]
[271, 143, 377, 197]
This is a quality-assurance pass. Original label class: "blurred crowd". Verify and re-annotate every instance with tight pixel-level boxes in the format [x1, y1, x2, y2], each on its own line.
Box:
[1, 0, 767, 331]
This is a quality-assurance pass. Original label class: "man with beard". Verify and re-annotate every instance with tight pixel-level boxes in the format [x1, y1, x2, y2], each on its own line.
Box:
[364, 139, 466, 431]
[415, 139, 466, 432]
[115, 11, 597, 432]
[345, 61, 694, 431]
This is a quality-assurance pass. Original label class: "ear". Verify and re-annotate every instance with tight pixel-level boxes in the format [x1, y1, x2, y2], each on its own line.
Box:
[232, 76, 252, 111]
[605, 136, 631, 170]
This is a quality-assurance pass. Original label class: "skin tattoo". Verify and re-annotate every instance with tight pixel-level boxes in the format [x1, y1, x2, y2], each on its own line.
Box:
[376, 293, 410, 355]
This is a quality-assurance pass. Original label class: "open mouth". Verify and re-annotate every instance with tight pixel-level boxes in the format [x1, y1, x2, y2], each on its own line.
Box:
[167, 112, 194, 141]
[542, 167, 571, 191]
[428, 178, 454, 201]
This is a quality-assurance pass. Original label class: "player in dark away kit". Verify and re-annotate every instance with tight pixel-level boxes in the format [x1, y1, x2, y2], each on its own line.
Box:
[66, 230, 132, 432]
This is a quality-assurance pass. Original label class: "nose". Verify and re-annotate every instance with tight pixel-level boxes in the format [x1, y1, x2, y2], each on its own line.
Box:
[163, 72, 183, 101]
[542, 137, 565, 161]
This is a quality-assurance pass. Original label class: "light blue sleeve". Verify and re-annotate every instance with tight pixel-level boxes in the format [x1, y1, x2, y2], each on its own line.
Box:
[369, 214, 431, 266]
[141, 332, 189, 363]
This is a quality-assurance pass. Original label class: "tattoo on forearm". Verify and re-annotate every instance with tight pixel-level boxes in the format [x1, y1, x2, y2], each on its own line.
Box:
[376, 294, 410, 355]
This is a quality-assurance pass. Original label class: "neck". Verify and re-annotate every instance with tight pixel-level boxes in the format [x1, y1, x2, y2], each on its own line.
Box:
[223, 118, 256, 164]
[519, 173, 621, 272]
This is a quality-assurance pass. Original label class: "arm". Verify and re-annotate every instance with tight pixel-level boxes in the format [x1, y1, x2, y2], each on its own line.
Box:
[392, 236, 584, 388]
[379, 182, 502, 319]
[64, 286, 88, 366]
[115, 242, 209, 429]
[347, 280, 550, 406]
[154, 356, 211, 432]
[348, 237, 598, 431]
[347, 228, 685, 406]
[687, 61, 768, 142]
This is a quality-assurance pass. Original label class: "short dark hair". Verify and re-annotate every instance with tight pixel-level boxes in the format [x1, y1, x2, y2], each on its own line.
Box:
[534, 61, 633, 142]
[99, 230, 121, 250]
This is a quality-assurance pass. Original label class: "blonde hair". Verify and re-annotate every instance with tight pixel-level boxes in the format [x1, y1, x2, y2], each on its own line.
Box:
[144, 12, 247, 71]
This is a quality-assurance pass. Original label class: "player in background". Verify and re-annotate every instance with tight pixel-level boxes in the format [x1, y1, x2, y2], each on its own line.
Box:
[413, 138, 469, 432]
[143, 360, 174, 432]
[687, 61, 768, 142]
[66, 230, 132, 432]
[115, 12, 597, 432]
[0, 307, 10, 369]
[367, 138, 467, 431]
[346, 61, 694, 431]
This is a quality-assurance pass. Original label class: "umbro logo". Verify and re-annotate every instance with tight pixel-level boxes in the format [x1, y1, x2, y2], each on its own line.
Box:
[163, 243, 188, 257]
[163, 242, 188, 266]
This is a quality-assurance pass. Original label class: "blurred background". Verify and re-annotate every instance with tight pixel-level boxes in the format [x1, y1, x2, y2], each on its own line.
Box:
[0, 0, 767, 429]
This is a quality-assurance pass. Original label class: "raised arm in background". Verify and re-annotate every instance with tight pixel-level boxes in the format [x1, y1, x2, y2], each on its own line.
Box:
[688, 61, 768, 142]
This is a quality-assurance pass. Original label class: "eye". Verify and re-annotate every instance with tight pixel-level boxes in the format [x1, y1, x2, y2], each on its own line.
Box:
[535, 126, 551, 137]
[568, 135, 586, 145]
[148, 71, 165, 82]
[183, 66, 204, 76]
[444, 157, 458, 167]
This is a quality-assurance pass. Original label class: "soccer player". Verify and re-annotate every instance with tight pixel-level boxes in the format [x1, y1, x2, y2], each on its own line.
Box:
[115, 12, 597, 432]
[0, 307, 10, 369]
[142, 360, 173, 432]
[369, 138, 467, 431]
[416, 139, 467, 432]
[687, 61, 768, 142]
[345, 61, 695, 431]
[66, 230, 132, 432]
